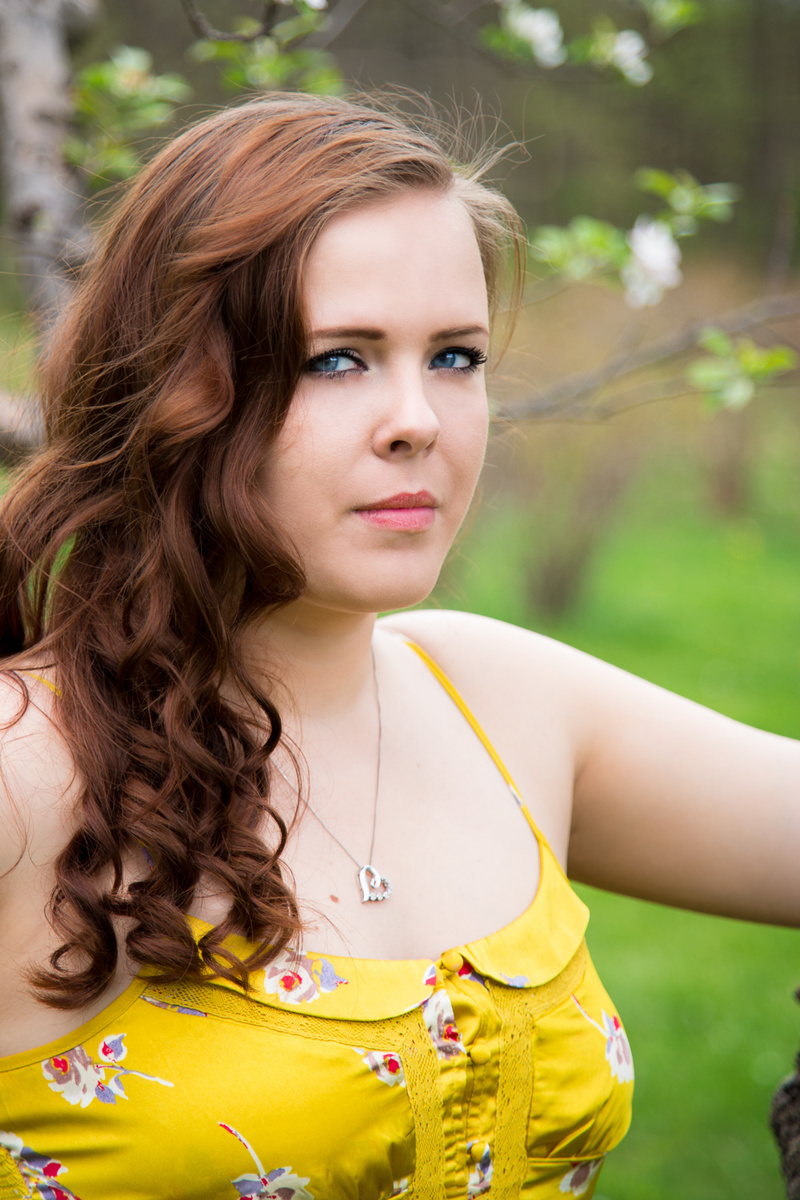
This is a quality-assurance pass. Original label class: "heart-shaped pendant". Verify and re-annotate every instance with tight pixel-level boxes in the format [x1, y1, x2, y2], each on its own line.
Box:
[358, 864, 392, 903]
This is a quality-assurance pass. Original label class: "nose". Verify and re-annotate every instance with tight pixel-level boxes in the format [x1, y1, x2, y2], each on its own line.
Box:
[373, 366, 440, 458]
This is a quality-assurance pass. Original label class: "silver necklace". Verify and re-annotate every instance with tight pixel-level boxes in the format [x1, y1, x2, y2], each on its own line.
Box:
[272, 647, 392, 903]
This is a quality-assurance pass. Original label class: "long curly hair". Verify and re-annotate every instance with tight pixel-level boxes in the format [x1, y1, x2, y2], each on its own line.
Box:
[0, 92, 525, 1009]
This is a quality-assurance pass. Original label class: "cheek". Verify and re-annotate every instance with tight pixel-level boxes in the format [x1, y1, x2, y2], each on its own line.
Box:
[449, 402, 489, 489]
[258, 404, 318, 512]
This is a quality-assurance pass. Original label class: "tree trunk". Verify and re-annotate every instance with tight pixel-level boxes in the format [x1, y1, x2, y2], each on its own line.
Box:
[0, 0, 98, 330]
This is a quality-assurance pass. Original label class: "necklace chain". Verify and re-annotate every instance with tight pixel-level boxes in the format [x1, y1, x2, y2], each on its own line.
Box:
[271, 646, 392, 903]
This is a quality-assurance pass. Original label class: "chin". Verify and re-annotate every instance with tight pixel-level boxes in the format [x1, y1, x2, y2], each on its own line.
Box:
[309, 562, 443, 617]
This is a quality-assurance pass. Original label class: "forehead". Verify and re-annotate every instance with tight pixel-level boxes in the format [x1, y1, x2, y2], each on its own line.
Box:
[301, 190, 489, 334]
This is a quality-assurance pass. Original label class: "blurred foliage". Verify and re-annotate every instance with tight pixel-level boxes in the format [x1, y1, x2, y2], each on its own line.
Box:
[635, 167, 738, 236]
[636, 0, 704, 37]
[65, 45, 192, 190]
[190, 36, 341, 94]
[688, 327, 798, 410]
[530, 167, 741, 310]
[531, 215, 629, 281]
[484, 0, 705, 85]
[64, 2, 343, 191]
[188, 3, 342, 94]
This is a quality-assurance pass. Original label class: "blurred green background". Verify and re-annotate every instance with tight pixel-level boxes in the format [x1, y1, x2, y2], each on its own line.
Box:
[1, 1, 799, 1196]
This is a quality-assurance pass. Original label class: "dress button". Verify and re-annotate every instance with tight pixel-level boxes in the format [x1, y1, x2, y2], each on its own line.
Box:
[470, 1141, 488, 1163]
[469, 1043, 491, 1066]
[441, 950, 464, 974]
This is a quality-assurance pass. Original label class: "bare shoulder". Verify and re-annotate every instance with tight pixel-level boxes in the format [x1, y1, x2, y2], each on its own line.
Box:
[378, 608, 588, 708]
[378, 610, 588, 857]
[0, 668, 78, 878]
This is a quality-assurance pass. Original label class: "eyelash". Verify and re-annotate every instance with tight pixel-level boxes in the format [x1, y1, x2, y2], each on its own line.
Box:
[305, 348, 366, 381]
[433, 346, 488, 374]
[304, 345, 488, 380]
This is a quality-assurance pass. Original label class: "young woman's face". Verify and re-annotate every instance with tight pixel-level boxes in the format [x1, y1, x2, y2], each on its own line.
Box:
[260, 188, 491, 617]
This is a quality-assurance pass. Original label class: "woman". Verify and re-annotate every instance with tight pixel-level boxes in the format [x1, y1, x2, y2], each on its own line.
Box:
[0, 93, 797, 1200]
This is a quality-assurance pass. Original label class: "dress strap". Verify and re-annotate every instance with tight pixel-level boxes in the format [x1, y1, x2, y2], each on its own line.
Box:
[21, 670, 61, 697]
[404, 639, 525, 809]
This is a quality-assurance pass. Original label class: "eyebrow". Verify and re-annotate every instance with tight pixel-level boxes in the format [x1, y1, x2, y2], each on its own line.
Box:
[310, 324, 490, 342]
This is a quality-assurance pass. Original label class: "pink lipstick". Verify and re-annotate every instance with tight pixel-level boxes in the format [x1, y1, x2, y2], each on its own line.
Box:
[355, 491, 437, 532]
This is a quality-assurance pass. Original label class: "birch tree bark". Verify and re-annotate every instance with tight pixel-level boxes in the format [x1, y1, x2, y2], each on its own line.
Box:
[0, 0, 99, 329]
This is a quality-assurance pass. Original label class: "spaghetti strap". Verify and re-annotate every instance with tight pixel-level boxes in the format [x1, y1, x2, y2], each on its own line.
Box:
[404, 638, 526, 810]
[20, 670, 61, 697]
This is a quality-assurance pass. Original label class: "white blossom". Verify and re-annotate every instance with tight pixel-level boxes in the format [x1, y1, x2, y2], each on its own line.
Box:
[622, 216, 682, 307]
[610, 29, 653, 85]
[503, 4, 567, 68]
[305, 0, 328, 9]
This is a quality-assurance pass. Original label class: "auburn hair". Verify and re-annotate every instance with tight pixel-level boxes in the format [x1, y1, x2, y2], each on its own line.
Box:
[0, 92, 524, 1008]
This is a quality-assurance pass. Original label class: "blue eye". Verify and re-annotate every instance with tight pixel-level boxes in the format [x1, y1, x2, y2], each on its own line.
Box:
[430, 346, 487, 373]
[306, 349, 364, 377]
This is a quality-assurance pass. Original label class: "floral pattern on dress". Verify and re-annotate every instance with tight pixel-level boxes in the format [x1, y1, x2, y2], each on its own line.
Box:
[558, 1157, 604, 1196]
[41, 1034, 174, 1107]
[421, 989, 466, 1059]
[262, 950, 347, 1005]
[141, 995, 208, 1017]
[457, 960, 487, 988]
[501, 973, 530, 988]
[571, 997, 634, 1084]
[466, 1142, 493, 1197]
[422, 963, 438, 988]
[389, 1180, 410, 1197]
[352, 1047, 406, 1087]
[0, 1130, 82, 1200]
[219, 1123, 314, 1198]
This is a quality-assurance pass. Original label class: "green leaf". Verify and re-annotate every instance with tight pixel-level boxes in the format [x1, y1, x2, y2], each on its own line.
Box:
[737, 340, 798, 380]
[696, 327, 733, 358]
[687, 359, 735, 391]
[109, 45, 153, 74]
[634, 168, 738, 231]
[272, 9, 327, 47]
[530, 217, 628, 279]
[638, 0, 704, 37]
[68, 45, 193, 187]
[634, 167, 679, 199]
[479, 22, 542, 65]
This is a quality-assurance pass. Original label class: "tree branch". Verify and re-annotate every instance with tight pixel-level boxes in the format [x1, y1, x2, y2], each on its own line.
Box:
[178, 0, 280, 43]
[179, 0, 370, 52]
[496, 290, 800, 422]
[0, 390, 44, 460]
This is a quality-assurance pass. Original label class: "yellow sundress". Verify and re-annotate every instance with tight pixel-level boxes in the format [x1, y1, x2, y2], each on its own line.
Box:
[0, 644, 633, 1199]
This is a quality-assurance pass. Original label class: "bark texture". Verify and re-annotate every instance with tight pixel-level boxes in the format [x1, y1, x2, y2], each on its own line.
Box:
[0, 0, 98, 328]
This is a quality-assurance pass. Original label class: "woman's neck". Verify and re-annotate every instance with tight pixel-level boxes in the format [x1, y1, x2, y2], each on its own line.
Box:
[242, 601, 380, 734]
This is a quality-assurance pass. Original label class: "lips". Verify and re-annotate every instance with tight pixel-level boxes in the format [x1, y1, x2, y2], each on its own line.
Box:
[354, 491, 437, 531]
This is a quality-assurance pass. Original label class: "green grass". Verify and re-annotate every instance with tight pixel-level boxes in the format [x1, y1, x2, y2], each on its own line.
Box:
[582, 889, 799, 1200]
[434, 399, 800, 1198]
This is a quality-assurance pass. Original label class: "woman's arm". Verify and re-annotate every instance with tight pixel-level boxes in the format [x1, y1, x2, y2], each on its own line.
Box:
[566, 642, 800, 925]
[381, 609, 800, 926]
